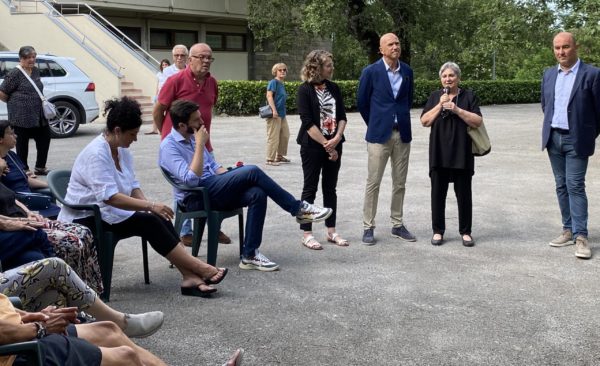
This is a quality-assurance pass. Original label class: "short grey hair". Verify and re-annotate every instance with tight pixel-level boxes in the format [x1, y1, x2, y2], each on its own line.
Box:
[172, 45, 189, 55]
[439, 62, 461, 78]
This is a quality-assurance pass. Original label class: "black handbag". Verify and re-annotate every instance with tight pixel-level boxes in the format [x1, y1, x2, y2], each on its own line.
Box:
[16, 192, 52, 210]
[259, 104, 273, 119]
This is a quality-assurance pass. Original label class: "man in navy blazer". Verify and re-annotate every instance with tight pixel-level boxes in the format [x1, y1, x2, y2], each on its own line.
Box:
[357, 33, 415, 245]
[541, 31, 600, 259]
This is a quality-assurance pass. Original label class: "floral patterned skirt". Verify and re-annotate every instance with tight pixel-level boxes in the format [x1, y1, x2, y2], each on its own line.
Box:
[44, 220, 103, 294]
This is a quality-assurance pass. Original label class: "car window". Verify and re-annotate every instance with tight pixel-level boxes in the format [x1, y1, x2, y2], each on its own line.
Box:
[48, 61, 67, 77]
[0, 58, 19, 78]
[37, 60, 51, 78]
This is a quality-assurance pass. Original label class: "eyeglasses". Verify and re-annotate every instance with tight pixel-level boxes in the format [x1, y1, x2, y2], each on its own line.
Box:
[173, 54, 187, 58]
[190, 55, 215, 63]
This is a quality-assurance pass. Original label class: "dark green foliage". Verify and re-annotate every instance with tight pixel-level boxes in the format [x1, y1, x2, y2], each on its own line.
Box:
[216, 79, 541, 116]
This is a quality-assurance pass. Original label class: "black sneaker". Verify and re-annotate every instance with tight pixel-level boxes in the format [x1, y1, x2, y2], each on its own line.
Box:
[391, 226, 416, 242]
[362, 228, 375, 245]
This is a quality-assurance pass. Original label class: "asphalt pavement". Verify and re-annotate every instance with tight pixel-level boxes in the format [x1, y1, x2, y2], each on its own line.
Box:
[39, 104, 600, 365]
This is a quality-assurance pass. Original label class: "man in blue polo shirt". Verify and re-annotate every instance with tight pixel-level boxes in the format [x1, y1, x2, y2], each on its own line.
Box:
[158, 100, 332, 271]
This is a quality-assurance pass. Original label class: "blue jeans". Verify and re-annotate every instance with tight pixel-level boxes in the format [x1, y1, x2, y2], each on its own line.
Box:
[184, 165, 302, 258]
[547, 131, 589, 238]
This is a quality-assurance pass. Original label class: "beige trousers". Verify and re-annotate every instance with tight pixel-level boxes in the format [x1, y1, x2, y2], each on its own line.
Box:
[265, 116, 290, 161]
[362, 131, 411, 229]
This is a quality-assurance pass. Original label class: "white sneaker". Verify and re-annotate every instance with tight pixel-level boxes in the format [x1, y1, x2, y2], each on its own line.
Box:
[296, 201, 332, 224]
[123, 311, 164, 338]
[239, 250, 279, 271]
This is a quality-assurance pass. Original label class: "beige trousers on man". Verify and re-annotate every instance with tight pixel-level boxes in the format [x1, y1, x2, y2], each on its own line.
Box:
[362, 131, 411, 229]
[265, 116, 290, 161]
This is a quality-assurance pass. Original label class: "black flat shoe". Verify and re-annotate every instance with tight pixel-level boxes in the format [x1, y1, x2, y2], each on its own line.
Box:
[181, 284, 217, 297]
[205, 268, 228, 285]
[462, 236, 475, 247]
[431, 235, 444, 246]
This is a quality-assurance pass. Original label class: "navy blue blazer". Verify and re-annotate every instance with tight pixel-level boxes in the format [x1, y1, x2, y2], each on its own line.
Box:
[541, 61, 600, 157]
[357, 58, 414, 143]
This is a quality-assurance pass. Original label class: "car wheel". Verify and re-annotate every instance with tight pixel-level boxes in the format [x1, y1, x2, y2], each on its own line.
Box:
[48, 101, 81, 138]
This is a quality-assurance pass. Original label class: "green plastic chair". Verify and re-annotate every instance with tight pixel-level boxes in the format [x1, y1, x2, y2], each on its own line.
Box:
[47, 170, 150, 302]
[159, 167, 244, 265]
[0, 297, 44, 366]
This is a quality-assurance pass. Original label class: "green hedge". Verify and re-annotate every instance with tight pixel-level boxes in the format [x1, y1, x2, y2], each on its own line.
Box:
[216, 79, 541, 116]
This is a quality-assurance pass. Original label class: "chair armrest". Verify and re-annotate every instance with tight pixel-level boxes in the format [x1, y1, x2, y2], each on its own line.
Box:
[0, 341, 43, 365]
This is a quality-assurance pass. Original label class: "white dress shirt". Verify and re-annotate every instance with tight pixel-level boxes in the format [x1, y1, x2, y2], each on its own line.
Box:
[58, 134, 141, 224]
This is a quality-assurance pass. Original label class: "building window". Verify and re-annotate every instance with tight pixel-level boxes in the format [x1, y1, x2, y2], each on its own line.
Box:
[117, 26, 142, 48]
[150, 29, 198, 49]
[206, 32, 246, 51]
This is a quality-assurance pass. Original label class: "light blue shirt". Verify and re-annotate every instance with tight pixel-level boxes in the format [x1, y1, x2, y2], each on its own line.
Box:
[159, 128, 222, 203]
[383, 58, 402, 123]
[552, 59, 580, 130]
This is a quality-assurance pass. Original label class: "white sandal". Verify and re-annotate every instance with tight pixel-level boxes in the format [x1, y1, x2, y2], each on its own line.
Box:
[302, 235, 323, 250]
[327, 233, 349, 247]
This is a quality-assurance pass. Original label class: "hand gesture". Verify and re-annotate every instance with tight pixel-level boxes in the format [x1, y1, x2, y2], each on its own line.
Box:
[323, 135, 341, 151]
[194, 125, 209, 147]
[150, 202, 174, 221]
[41, 306, 79, 334]
[439, 93, 450, 105]
[328, 150, 339, 162]
[0, 218, 45, 231]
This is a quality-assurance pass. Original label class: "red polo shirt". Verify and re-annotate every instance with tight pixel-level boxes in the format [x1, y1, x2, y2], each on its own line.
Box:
[158, 66, 218, 151]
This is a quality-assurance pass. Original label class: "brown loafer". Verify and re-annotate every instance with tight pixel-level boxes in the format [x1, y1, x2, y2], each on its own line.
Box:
[218, 231, 231, 244]
[180, 235, 193, 247]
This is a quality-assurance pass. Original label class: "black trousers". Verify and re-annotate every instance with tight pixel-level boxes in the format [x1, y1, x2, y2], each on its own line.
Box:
[13, 125, 51, 170]
[299, 144, 342, 231]
[430, 168, 472, 235]
[75, 212, 179, 257]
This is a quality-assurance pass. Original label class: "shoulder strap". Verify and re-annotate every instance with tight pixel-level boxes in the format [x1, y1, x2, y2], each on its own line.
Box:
[16, 65, 45, 101]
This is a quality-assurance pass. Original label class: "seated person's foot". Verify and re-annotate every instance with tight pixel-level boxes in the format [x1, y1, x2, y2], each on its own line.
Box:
[180, 234, 193, 247]
[218, 231, 232, 244]
[296, 201, 332, 224]
[205, 267, 228, 285]
[222, 349, 244, 366]
[239, 250, 279, 271]
[123, 311, 164, 338]
[180, 282, 217, 297]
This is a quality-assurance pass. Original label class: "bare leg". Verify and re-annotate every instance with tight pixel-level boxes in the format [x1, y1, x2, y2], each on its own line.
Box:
[100, 345, 142, 366]
[84, 299, 127, 328]
[165, 243, 221, 289]
[76, 322, 167, 366]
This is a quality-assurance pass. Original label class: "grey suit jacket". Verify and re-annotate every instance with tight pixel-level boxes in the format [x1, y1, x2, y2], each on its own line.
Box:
[541, 61, 600, 157]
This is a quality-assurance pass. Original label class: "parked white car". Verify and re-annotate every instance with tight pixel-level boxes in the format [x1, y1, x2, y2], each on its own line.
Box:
[0, 52, 99, 138]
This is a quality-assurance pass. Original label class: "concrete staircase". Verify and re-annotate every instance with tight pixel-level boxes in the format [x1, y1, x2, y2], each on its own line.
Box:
[121, 80, 154, 124]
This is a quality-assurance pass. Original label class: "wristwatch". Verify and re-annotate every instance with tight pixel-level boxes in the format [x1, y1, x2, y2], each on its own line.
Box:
[33, 322, 46, 339]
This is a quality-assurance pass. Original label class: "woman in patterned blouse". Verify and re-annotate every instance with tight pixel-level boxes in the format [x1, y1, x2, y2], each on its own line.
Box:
[296, 50, 349, 250]
[0, 46, 52, 176]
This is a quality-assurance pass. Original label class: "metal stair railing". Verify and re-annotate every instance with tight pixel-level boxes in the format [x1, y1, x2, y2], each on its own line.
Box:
[49, 1, 159, 71]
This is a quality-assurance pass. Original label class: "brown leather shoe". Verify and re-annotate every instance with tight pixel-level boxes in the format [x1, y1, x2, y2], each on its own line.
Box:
[180, 235, 193, 247]
[218, 231, 232, 244]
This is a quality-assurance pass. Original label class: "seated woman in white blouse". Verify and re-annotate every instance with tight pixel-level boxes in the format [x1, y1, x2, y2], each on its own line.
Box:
[58, 97, 227, 298]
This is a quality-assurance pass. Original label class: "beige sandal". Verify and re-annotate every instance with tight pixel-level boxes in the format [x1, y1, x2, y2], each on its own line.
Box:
[327, 233, 349, 247]
[266, 160, 280, 166]
[302, 235, 323, 250]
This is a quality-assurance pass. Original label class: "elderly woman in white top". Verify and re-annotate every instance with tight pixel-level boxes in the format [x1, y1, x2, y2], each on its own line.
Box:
[58, 97, 227, 298]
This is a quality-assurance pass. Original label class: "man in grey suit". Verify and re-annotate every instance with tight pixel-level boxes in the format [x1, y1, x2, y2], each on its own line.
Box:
[541, 31, 600, 259]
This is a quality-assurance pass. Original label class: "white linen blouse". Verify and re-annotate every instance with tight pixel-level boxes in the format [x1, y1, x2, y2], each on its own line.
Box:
[58, 134, 141, 224]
